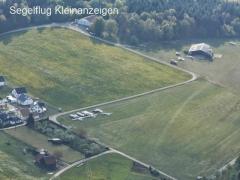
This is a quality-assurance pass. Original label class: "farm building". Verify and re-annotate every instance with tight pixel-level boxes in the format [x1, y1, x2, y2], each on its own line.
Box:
[75, 15, 97, 27]
[35, 149, 57, 170]
[0, 76, 5, 87]
[188, 43, 214, 60]
[12, 87, 27, 98]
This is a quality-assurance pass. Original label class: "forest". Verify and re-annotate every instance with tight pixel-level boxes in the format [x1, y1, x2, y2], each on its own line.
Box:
[0, 0, 240, 44]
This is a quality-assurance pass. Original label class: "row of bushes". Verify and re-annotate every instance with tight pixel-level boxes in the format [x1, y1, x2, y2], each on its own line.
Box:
[34, 120, 107, 157]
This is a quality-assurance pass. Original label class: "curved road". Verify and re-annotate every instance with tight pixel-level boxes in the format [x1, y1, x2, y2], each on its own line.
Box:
[50, 150, 115, 180]
[47, 23, 197, 123]
[50, 148, 178, 180]
[0, 23, 198, 180]
[1, 22, 237, 179]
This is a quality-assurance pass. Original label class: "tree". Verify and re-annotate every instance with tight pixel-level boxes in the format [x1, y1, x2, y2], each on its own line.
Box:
[91, 17, 105, 37]
[77, 128, 87, 138]
[231, 18, 240, 34]
[26, 113, 35, 128]
[104, 19, 118, 41]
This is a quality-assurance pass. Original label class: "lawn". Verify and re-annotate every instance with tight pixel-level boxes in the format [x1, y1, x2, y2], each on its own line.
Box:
[0, 86, 11, 99]
[59, 79, 240, 179]
[0, 131, 49, 180]
[58, 153, 157, 180]
[139, 39, 240, 93]
[5, 126, 84, 163]
[0, 27, 190, 111]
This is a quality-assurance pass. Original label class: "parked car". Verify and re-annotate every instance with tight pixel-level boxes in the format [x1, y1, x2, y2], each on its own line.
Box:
[177, 57, 185, 61]
[92, 109, 103, 114]
[82, 111, 95, 117]
[170, 59, 178, 66]
[176, 52, 181, 56]
[69, 114, 79, 119]
[77, 112, 85, 117]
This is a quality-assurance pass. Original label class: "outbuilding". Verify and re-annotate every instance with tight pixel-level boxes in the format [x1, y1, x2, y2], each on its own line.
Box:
[12, 87, 27, 98]
[188, 43, 213, 60]
[35, 150, 57, 170]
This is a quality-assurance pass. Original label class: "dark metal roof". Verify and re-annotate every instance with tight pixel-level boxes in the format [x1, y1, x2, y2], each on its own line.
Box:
[18, 94, 28, 102]
[13, 87, 27, 94]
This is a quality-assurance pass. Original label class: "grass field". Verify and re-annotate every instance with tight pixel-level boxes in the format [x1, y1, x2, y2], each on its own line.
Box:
[0, 28, 189, 111]
[5, 126, 84, 163]
[0, 86, 12, 98]
[59, 79, 240, 179]
[0, 131, 49, 180]
[139, 39, 240, 93]
[58, 153, 156, 180]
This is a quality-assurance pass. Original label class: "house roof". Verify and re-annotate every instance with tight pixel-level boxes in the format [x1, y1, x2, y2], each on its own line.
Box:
[13, 87, 27, 94]
[0, 76, 5, 82]
[189, 43, 213, 57]
[18, 94, 29, 102]
[83, 15, 97, 23]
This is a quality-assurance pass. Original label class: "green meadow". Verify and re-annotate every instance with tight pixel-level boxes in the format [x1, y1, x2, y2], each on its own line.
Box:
[5, 127, 84, 163]
[0, 131, 49, 180]
[60, 79, 240, 179]
[0, 28, 189, 111]
[58, 153, 156, 180]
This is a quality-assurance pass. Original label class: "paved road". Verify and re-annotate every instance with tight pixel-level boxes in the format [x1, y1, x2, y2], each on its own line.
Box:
[51, 147, 177, 180]
[111, 148, 177, 180]
[49, 75, 196, 124]
[218, 157, 238, 172]
[50, 149, 115, 180]
[1, 22, 238, 179]
[47, 23, 197, 123]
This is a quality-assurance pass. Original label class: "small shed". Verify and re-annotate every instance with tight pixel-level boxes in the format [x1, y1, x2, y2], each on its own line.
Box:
[35, 151, 57, 170]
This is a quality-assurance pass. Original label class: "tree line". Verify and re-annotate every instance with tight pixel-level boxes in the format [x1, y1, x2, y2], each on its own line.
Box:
[1, 0, 240, 44]
[91, 0, 240, 44]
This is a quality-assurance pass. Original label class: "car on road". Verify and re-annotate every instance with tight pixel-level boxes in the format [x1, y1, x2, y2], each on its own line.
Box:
[170, 59, 178, 66]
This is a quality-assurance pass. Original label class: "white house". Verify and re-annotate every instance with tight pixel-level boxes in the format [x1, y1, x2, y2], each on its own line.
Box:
[0, 76, 5, 87]
[17, 94, 33, 106]
[12, 87, 27, 98]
